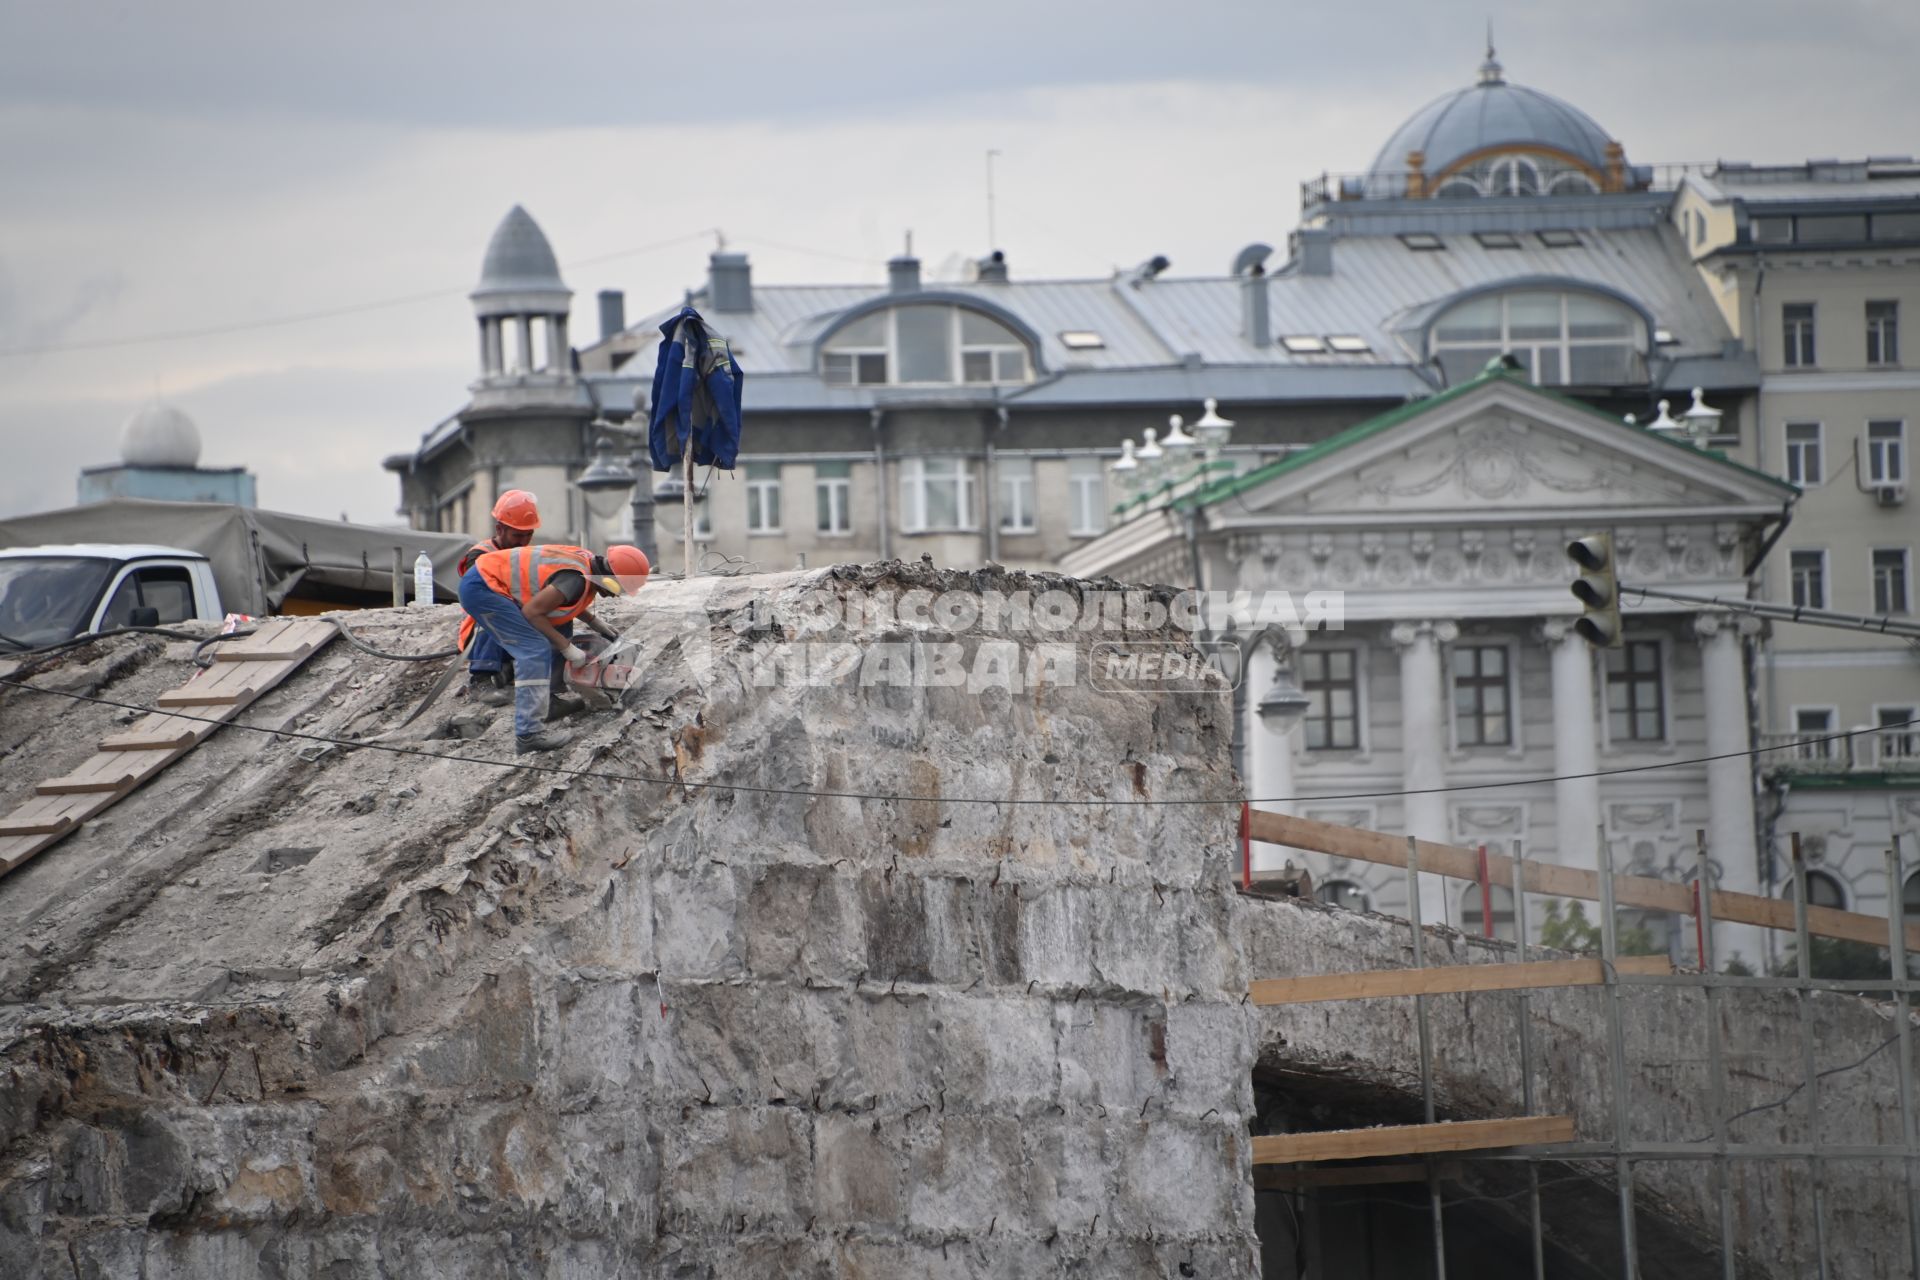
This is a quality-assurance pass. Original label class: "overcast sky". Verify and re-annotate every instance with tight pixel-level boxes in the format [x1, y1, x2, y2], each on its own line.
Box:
[1, 0, 1913, 525]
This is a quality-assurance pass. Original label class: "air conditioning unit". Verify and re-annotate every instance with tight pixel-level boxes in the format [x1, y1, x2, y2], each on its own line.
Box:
[1872, 483, 1907, 507]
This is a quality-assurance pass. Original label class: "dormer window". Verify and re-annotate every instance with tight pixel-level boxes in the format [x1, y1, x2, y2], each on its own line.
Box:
[822, 304, 1034, 387]
[1430, 289, 1645, 386]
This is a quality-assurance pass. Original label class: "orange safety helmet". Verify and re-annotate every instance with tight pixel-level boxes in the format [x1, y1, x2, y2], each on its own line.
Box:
[491, 489, 540, 531]
[593, 544, 650, 595]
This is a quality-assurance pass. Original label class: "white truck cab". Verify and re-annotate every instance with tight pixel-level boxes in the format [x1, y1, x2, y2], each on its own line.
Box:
[0, 545, 223, 649]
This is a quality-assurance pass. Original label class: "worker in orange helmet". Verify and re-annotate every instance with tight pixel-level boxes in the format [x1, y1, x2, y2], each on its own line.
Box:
[459, 542, 649, 753]
[458, 490, 541, 704]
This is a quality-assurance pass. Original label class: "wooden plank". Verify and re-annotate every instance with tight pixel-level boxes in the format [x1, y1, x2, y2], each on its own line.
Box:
[1249, 955, 1673, 1006]
[1252, 1116, 1576, 1166]
[1255, 1162, 1462, 1191]
[1250, 809, 1920, 953]
[214, 646, 315, 663]
[37, 759, 140, 795]
[0, 619, 339, 883]
[155, 662, 264, 707]
[100, 727, 201, 751]
[0, 812, 76, 837]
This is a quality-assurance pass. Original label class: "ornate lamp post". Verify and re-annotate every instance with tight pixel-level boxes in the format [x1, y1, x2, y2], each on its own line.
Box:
[574, 425, 657, 561]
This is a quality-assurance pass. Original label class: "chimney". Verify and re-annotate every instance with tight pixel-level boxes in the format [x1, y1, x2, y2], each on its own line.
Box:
[1293, 228, 1334, 277]
[888, 254, 921, 294]
[708, 252, 752, 312]
[1241, 264, 1271, 348]
[597, 289, 626, 342]
[976, 250, 1008, 283]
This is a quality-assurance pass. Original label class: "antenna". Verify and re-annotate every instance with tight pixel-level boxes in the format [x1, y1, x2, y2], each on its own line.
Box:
[986, 149, 1002, 249]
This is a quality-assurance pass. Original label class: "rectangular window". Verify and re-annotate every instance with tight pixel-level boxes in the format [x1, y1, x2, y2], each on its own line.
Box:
[1782, 303, 1816, 368]
[1867, 301, 1900, 366]
[1798, 215, 1868, 243]
[1795, 707, 1835, 759]
[814, 461, 851, 535]
[745, 462, 782, 534]
[1298, 650, 1359, 750]
[1868, 421, 1907, 484]
[1751, 216, 1794, 244]
[1789, 549, 1827, 609]
[1784, 423, 1823, 484]
[1873, 548, 1910, 615]
[997, 457, 1035, 533]
[1605, 640, 1665, 742]
[1451, 644, 1512, 747]
[1068, 457, 1106, 536]
[1879, 706, 1918, 764]
[1875, 212, 1920, 242]
[899, 457, 975, 532]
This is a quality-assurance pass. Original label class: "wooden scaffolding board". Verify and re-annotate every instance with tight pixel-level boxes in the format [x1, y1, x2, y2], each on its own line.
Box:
[1248, 808, 1920, 953]
[0, 618, 337, 879]
[1252, 1116, 1576, 1166]
[1249, 955, 1673, 1006]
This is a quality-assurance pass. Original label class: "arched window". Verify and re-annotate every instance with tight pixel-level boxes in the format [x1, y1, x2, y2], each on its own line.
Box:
[822, 305, 1033, 387]
[1429, 289, 1644, 388]
[1781, 869, 1847, 910]
[1488, 156, 1541, 197]
[1460, 884, 1517, 940]
[1903, 870, 1920, 917]
[1316, 879, 1370, 913]
[1433, 153, 1601, 199]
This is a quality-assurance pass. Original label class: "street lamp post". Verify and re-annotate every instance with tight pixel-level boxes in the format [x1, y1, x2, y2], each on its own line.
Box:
[575, 429, 657, 562]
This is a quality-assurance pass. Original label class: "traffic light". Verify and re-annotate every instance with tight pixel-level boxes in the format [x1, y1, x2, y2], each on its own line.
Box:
[1568, 532, 1623, 648]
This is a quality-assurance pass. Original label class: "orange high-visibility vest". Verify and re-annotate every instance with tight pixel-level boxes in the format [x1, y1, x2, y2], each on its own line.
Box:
[456, 537, 503, 652]
[458, 537, 500, 577]
[476, 544, 596, 626]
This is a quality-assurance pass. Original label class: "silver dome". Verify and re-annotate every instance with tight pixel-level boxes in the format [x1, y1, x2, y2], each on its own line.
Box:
[1368, 55, 1619, 191]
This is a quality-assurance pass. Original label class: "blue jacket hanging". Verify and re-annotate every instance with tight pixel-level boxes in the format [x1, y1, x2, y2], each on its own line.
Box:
[648, 305, 744, 472]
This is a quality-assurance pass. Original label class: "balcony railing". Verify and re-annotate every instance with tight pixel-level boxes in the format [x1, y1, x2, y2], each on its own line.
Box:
[1300, 162, 1720, 211]
[1759, 729, 1920, 776]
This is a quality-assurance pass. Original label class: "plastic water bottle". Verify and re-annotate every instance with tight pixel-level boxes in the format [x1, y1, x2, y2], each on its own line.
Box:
[412, 551, 434, 606]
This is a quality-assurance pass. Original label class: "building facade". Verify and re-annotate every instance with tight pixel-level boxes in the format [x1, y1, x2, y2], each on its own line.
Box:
[1675, 163, 1920, 917]
[381, 49, 1919, 955]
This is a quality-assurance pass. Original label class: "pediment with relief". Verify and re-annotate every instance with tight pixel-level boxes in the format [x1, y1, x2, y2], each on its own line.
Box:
[1240, 403, 1773, 520]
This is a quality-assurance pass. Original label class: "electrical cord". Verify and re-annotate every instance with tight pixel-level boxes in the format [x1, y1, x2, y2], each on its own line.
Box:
[0, 674, 1913, 811]
[321, 616, 459, 662]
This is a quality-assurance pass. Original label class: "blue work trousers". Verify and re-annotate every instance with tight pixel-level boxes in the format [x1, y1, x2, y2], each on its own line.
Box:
[459, 565, 558, 738]
[466, 624, 506, 675]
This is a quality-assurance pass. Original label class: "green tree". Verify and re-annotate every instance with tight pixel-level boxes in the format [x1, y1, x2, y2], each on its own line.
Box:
[1536, 899, 1662, 957]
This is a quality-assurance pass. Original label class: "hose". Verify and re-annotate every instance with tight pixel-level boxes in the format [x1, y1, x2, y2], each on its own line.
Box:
[321, 616, 459, 663]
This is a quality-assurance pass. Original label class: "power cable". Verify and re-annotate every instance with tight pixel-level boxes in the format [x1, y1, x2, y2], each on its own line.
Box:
[0, 673, 1911, 810]
[0, 230, 719, 359]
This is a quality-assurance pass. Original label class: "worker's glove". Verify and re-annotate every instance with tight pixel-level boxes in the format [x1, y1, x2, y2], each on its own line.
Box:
[562, 644, 588, 666]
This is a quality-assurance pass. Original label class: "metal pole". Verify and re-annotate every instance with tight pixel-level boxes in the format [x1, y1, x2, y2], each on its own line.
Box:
[1406, 835, 1446, 1280]
[1510, 841, 1546, 1280]
[628, 450, 657, 564]
[1696, 831, 1738, 1280]
[1789, 833, 1830, 1280]
[682, 447, 696, 579]
[1888, 836, 1920, 1277]
[1595, 824, 1640, 1278]
[390, 547, 404, 608]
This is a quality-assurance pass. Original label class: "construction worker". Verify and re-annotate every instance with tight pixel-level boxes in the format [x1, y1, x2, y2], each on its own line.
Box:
[458, 490, 541, 704]
[459, 543, 649, 754]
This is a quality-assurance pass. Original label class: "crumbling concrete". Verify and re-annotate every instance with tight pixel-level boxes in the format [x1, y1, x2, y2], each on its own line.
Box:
[0, 567, 1257, 1278]
[0, 564, 1912, 1278]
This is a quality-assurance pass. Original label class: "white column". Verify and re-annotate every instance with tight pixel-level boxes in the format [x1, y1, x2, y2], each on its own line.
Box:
[1695, 614, 1765, 968]
[515, 316, 533, 374]
[1542, 618, 1600, 866]
[1392, 619, 1457, 926]
[1244, 640, 1298, 874]
[482, 319, 503, 375]
[550, 316, 570, 373]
